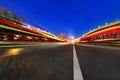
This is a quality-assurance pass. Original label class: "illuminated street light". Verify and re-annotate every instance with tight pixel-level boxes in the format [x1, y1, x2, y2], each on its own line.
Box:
[69, 35, 74, 40]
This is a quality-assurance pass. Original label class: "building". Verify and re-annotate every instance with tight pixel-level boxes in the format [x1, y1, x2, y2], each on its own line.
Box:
[58, 33, 69, 41]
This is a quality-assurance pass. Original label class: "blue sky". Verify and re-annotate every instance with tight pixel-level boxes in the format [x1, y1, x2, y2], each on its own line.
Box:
[1, 0, 120, 38]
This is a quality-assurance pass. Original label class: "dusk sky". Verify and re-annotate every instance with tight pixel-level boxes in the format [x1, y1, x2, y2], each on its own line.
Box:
[1, 0, 120, 38]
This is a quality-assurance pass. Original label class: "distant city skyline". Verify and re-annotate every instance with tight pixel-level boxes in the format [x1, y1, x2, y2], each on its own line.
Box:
[1, 0, 120, 38]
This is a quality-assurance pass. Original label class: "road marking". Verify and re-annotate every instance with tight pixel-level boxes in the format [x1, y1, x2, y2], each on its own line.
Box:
[73, 44, 84, 80]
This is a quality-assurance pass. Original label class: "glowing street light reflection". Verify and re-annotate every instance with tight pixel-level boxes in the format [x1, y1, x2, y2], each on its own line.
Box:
[5, 48, 24, 56]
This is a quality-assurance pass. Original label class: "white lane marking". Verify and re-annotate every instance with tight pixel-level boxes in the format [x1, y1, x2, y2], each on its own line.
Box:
[73, 44, 84, 80]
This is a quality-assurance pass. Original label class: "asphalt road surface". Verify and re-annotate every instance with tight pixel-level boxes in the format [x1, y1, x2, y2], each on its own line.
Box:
[0, 43, 120, 80]
[0, 43, 73, 80]
[75, 44, 120, 80]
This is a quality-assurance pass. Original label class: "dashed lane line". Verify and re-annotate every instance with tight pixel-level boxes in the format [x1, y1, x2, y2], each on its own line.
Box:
[73, 44, 84, 80]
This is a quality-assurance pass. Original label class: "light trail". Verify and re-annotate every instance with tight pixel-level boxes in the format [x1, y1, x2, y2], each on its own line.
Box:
[0, 24, 42, 37]
[21, 14, 57, 36]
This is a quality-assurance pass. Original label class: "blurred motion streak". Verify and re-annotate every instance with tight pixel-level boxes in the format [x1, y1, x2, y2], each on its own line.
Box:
[75, 21, 120, 43]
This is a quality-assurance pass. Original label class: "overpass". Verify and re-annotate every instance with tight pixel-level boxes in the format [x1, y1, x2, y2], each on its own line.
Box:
[78, 21, 120, 43]
[0, 14, 64, 42]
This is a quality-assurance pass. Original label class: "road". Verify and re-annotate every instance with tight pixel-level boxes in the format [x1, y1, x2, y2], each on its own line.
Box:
[75, 44, 120, 80]
[0, 43, 73, 80]
[0, 43, 120, 80]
